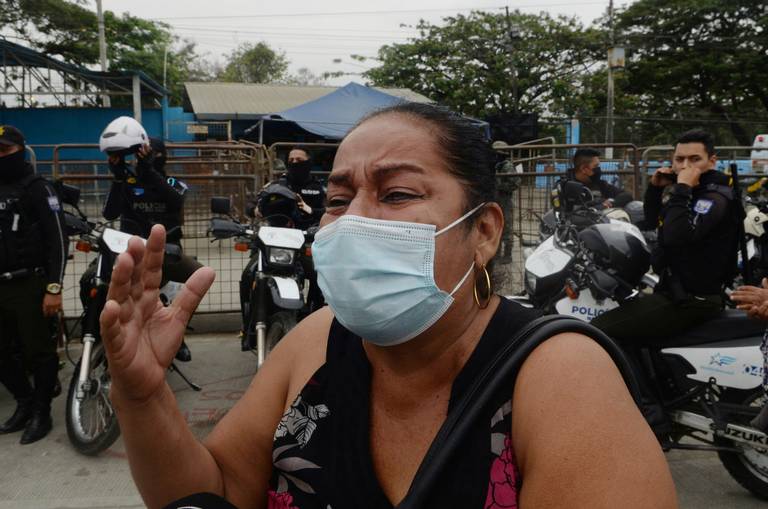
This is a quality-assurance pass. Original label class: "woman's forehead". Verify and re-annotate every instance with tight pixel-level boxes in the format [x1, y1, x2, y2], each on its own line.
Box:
[334, 114, 443, 170]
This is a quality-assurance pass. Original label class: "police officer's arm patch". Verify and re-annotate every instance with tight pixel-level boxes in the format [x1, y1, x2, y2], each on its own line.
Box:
[693, 198, 714, 215]
[47, 195, 61, 211]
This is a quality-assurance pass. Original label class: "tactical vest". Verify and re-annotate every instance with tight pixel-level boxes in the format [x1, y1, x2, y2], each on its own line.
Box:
[0, 175, 46, 272]
[120, 177, 186, 243]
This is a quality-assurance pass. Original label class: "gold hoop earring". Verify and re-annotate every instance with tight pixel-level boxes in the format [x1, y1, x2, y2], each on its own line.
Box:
[473, 263, 492, 309]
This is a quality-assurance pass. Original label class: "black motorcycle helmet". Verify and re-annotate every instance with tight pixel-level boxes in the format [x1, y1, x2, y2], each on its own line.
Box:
[257, 182, 299, 226]
[624, 200, 645, 227]
[578, 223, 651, 298]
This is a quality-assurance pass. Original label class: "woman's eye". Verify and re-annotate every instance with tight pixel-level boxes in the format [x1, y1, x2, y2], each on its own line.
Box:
[326, 197, 349, 208]
[382, 191, 420, 203]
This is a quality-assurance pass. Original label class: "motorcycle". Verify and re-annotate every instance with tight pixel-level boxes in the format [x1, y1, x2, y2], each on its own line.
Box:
[209, 185, 316, 367]
[58, 182, 199, 455]
[516, 180, 768, 499]
[742, 196, 768, 285]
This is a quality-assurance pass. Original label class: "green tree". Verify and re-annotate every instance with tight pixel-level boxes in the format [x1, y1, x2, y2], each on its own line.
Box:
[218, 42, 289, 84]
[364, 11, 604, 119]
[608, 0, 768, 145]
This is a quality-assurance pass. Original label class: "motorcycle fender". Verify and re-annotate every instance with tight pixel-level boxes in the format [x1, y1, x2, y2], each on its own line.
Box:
[268, 276, 304, 310]
[555, 294, 618, 322]
[661, 345, 763, 390]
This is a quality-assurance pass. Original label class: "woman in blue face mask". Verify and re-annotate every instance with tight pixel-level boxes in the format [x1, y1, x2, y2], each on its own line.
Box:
[98, 104, 677, 509]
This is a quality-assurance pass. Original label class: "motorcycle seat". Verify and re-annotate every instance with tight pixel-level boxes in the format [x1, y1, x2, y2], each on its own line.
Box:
[662, 309, 765, 348]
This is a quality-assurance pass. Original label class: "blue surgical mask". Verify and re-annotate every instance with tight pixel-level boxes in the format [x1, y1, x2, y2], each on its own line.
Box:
[311, 203, 485, 346]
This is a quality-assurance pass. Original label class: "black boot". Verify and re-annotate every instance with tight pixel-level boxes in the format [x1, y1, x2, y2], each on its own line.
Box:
[19, 356, 57, 444]
[0, 399, 33, 434]
[20, 410, 52, 444]
[175, 340, 192, 362]
[751, 403, 768, 433]
[0, 348, 34, 433]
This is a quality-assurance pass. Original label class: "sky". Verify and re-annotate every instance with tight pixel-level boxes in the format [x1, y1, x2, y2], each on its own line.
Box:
[94, 0, 628, 86]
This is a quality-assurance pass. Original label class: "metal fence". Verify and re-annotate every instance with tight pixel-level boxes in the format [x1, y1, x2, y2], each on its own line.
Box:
[50, 143, 268, 318]
[22, 139, 768, 318]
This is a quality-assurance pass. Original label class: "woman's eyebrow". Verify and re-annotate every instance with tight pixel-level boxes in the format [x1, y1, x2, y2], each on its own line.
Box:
[328, 163, 426, 187]
[369, 163, 426, 182]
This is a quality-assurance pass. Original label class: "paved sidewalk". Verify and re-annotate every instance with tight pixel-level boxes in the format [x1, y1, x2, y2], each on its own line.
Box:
[0, 333, 766, 508]
[0, 333, 253, 509]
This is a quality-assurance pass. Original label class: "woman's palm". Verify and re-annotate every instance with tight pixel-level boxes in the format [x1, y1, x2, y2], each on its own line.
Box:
[100, 225, 215, 402]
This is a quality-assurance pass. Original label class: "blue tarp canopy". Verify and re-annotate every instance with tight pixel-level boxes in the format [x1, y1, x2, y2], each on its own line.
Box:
[272, 82, 407, 138]
[269, 82, 488, 140]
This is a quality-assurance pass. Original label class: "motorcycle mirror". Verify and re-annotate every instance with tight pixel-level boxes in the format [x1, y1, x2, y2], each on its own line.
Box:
[588, 269, 619, 300]
[211, 196, 232, 215]
[54, 181, 81, 207]
[209, 218, 243, 239]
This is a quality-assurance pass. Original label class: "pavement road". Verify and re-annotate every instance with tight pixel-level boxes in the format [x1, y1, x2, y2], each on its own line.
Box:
[0, 333, 766, 509]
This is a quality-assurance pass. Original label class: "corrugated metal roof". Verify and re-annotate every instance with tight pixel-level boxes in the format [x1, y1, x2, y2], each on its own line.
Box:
[184, 82, 431, 120]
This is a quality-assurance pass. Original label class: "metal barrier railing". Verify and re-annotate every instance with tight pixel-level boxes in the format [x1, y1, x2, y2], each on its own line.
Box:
[58, 174, 257, 318]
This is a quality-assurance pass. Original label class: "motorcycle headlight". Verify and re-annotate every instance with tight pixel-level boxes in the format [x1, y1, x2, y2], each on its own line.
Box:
[525, 269, 538, 294]
[268, 247, 295, 266]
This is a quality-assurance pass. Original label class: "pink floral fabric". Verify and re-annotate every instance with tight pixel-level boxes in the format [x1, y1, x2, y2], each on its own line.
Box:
[267, 489, 299, 509]
[484, 434, 519, 509]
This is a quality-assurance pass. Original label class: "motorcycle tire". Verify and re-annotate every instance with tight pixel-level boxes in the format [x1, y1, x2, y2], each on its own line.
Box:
[266, 311, 297, 355]
[65, 343, 121, 456]
[715, 387, 768, 500]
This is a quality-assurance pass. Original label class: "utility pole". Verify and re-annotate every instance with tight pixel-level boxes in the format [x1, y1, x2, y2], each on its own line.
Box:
[96, 0, 110, 107]
[505, 6, 519, 115]
[605, 0, 615, 159]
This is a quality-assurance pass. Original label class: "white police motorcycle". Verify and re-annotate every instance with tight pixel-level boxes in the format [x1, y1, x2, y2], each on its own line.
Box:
[209, 192, 311, 367]
[517, 180, 768, 500]
[58, 182, 199, 455]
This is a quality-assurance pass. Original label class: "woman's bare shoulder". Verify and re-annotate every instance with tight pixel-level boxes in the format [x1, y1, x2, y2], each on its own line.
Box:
[511, 333, 677, 508]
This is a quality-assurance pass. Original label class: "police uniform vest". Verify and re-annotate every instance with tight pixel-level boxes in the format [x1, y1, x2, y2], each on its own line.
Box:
[119, 176, 186, 244]
[0, 174, 46, 272]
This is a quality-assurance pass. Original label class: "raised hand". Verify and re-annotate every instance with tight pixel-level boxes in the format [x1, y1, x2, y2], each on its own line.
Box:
[100, 224, 215, 403]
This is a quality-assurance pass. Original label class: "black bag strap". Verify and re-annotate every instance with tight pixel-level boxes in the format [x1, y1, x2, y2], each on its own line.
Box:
[397, 314, 642, 509]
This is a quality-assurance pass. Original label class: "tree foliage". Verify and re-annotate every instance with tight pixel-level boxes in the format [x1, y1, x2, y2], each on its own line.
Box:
[217, 42, 289, 84]
[364, 11, 603, 119]
[609, 0, 768, 145]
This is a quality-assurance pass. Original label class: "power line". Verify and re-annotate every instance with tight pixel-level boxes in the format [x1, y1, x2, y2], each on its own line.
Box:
[151, 2, 607, 21]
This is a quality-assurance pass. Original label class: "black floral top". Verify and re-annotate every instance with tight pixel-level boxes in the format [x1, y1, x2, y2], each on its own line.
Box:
[267, 298, 541, 509]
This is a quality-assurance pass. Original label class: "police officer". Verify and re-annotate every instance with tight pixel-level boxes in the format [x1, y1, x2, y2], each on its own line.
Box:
[567, 147, 631, 206]
[592, 129, 738, 341]
[103, 137, 201, 360]
[281, 147, 325, 229]
[0, 125, 68, 444]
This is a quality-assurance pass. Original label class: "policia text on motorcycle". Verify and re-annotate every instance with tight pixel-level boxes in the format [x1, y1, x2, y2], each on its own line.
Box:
[100, 121, 202, 361]
[0, 125, 68, 444]
[592, 129, 740, 341]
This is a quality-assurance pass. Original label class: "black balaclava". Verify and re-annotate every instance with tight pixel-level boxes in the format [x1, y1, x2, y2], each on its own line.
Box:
[0, 148, 29, 183]
[589, 166, 602, 183]
[149, 137, 167, 175]
[287, 159, 312, 185]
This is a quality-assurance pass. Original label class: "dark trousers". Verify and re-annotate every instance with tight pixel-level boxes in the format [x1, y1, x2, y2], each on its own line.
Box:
[162, 253, 203, 285]
[590, 292, 723, 344]
[0, 275, 57, 412]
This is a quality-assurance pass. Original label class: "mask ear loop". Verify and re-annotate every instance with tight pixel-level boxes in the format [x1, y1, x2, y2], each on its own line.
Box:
[473, 263, 492, 309]
[435, 202, 487, 237]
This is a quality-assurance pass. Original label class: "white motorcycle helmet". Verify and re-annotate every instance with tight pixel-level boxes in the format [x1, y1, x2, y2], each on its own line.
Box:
[99, 116, 148, 154]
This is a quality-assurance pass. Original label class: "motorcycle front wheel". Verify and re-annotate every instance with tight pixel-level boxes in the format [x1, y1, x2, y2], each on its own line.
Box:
[715, 388, 768, 500]
[65, 343, 121, 456]
[266, 311, 297, 355]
